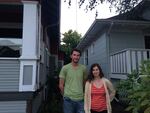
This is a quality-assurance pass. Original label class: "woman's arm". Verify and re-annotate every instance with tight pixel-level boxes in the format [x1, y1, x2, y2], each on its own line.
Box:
[106, 79, 116, 101]
[84, 81, 90, 113]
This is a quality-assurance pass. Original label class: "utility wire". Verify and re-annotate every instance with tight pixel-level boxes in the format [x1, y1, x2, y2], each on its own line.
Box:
[75, 0, 78, 32]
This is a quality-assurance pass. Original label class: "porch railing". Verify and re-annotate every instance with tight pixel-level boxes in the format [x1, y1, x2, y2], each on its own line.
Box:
[110, 49, 150, 74]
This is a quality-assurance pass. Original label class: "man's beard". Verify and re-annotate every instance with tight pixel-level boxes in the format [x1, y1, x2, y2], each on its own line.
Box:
[73, 59, 79, 64]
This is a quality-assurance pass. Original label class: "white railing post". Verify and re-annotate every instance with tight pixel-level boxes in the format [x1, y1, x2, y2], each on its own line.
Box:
[126, 50, 132, 74]
[122, 52, 126, 73]
[110, 49, 150, 77]
[19, 1, 39, 91]
[131, 51, 137, 71]
[143, 51, 147, 60]
[137, 51, 142, 70]
[110, 56, 113, 73]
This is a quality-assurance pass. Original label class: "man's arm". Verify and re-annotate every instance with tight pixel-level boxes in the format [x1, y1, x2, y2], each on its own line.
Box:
[59, 78, 65, 95]
[83, 66, 88, 91]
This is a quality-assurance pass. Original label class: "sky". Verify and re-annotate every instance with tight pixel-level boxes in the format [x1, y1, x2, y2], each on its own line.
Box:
[60, 1, 118, 37]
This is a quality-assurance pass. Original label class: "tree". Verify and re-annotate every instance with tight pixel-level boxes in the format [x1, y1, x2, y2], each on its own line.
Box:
[60, 30, 82, 64]
[64, 0, 142, 14]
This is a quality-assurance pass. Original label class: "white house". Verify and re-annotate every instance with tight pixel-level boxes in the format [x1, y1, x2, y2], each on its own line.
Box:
[77, 0, 150, 81]
[0, 0, 60, 113]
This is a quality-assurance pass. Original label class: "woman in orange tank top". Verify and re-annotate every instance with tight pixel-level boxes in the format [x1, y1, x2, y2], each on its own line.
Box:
[84, 63, 116, 113]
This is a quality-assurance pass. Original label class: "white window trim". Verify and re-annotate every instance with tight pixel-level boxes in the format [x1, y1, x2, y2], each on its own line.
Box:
[19, 61, 37, 91]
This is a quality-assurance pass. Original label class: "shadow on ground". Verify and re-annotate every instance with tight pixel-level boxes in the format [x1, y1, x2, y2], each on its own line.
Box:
[39, 76, 63, 113]
[111, 100, 131, 113]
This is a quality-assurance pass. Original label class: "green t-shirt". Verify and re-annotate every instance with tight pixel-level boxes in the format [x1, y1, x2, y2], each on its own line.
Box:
[59, 63, 87, 100]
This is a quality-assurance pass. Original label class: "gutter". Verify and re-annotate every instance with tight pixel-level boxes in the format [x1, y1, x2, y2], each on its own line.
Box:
[107, 21, 114, 35]
[76, 20, 97, 50]
[106, 21, 113, 79]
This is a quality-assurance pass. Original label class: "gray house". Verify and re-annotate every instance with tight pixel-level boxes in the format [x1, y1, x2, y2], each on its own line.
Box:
[0, 0, 60, 113]
[77, 0, 150, 81]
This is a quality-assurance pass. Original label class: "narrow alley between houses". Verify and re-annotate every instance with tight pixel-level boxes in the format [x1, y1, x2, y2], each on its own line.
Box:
[39, 75, 131, 113]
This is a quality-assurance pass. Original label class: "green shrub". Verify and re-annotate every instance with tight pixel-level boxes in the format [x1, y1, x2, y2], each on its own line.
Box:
[117, 60, 150, 113]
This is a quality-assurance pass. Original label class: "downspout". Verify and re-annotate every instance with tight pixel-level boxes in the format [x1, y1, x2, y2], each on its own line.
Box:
[106, 21, 114, 79]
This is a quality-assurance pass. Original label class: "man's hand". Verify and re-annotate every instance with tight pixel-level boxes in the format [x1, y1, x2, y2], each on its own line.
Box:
[59, 78, 64, 95]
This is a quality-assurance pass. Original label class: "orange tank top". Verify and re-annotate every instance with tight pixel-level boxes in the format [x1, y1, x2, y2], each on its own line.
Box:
[91, 83, 107, 112]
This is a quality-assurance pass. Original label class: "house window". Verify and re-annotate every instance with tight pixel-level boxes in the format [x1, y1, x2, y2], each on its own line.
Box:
[0, 4, 23, 39]
[0, 28, 22, 38]
[85, 49, 88, 65]
[0, 46, 21, 57]
[145, 36, 150, 49]
[0, 4, 23, 58]
[144, 36, 150, 58]
[91, 43, 94, 54]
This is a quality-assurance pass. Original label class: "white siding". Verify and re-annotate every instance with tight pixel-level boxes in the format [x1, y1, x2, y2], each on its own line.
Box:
[109, 30, 145, 54]
[0, 59, 20, 91]
[79, 55, 84, 64]
[79, 50, 86, 65]
[0, 101, 26, 113]
[81, 33, 108, 77]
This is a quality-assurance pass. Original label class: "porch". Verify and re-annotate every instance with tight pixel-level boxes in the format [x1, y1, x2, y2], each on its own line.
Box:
[0, 57, 39, 92]
[0, 58, 20, 91]
[110, 49, 150, 79]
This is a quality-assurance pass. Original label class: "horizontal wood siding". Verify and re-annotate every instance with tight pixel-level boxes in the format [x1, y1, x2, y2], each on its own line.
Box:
[0, 101, 26, 113]
[0, 59, 20, 91]
[109, 30, 144, 54]
[88, 33, 108, 76]
[79, 55, 84, 64]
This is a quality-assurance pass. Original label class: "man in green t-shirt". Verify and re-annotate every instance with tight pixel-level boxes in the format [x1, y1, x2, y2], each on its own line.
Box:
[59, 48, 87, 113]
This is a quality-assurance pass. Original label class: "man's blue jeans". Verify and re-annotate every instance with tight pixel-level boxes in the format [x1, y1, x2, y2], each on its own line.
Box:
[63, 97, 85, 113]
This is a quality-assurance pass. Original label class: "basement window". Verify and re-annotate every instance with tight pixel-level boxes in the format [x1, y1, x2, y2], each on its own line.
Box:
[0, 4, 23, 58]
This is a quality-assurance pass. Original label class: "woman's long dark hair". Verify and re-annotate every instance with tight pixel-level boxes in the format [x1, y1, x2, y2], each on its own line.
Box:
[87, 63, 104, 82]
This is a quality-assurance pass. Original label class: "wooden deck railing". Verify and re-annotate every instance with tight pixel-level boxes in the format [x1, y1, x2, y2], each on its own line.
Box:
[110, 49, 150, 74]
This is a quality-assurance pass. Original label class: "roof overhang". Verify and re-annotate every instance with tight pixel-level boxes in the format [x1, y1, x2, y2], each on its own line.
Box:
[41, 0, 60, 40]
[77, 19, 150, 50]
[0, 0, 40, 4]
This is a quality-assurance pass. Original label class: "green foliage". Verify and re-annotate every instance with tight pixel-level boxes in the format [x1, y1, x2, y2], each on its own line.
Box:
[140, 60, 150, 75]
[117, 71, 139, 105]
[41, 73, 63, 113]
[60, 30, 82, 64]
[117, 60, 150, 113]
[62, 30, 81, 49]
[44, 93, 63, 113]
[40, 69, 63, 113]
